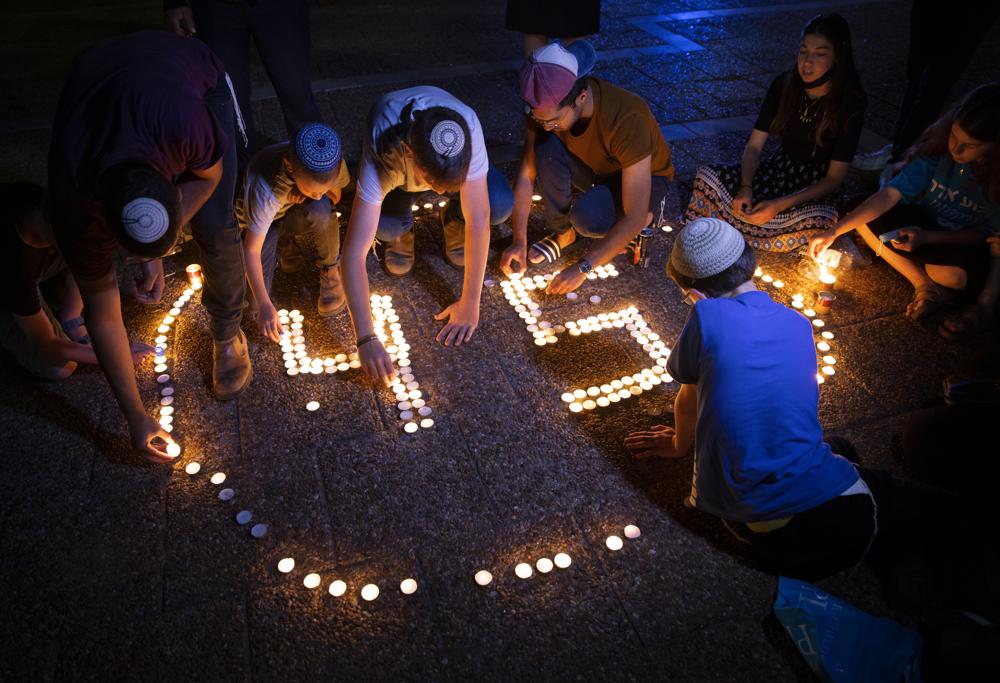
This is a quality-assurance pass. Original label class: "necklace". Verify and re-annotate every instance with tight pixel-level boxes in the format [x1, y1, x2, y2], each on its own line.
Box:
[798, 94, 823, 124]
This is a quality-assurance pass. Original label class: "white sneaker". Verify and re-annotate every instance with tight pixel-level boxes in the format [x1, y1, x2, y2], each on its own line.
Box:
[851, 144, 894, 171]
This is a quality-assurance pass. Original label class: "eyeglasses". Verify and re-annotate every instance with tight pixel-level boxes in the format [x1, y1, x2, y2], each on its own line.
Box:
[524, 104, 571, 131]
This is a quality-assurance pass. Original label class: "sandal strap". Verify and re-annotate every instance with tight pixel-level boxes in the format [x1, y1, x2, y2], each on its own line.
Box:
[61, 316, 85, 334]
[530, 235, 562, 263]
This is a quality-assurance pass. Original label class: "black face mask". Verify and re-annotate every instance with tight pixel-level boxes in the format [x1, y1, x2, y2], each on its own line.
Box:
[797, 65, 835, 90]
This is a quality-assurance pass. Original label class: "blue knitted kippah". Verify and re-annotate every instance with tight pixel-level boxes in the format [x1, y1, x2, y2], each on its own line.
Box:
[294, 123, 342, 173]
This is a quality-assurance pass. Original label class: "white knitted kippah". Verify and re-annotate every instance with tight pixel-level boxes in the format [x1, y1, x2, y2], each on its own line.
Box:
[121, 197, 170, 244]
[669, 217, 746, 279]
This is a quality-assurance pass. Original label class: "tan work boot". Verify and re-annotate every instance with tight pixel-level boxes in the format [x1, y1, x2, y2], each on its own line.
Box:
[380, 230, 415, 276]
[317, 263, 346, 316]
[440, 203, 465, 269]
[212, 329, 252, 400]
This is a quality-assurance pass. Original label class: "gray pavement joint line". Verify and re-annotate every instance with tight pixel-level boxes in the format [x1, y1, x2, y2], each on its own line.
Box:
[626, 18, 705, 53]
[310, 449, 339, 563]
[633, 0, 904, 23]
[453, 420, 505, 528]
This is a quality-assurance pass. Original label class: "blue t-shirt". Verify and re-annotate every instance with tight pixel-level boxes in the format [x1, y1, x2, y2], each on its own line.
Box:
[666, 290, 859, 523]
[888, 155, 1000, 233]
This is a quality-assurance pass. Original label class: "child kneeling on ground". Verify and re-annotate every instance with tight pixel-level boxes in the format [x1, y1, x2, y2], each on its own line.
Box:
[238, 123, 351, 341]
[625, 217, 876, 580]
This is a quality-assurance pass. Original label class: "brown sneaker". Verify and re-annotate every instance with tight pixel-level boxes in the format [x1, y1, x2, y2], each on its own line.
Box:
[212, 329, 253, 400]
[317, 263, 346, 317]
[440, 203, 465, 269]
[380, 230, 414, 276]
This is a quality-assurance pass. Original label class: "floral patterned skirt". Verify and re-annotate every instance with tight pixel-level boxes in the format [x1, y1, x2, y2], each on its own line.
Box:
[684, 150, 838, 253]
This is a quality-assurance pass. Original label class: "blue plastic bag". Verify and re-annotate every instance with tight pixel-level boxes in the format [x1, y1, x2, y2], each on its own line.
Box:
[773, 576, 923, 682]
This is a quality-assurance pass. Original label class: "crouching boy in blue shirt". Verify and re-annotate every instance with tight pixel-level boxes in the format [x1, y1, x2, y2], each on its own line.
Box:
[625, 217, 876, 580]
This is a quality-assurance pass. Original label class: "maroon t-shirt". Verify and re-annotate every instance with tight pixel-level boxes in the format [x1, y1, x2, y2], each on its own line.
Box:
[49, 31, 228, 281]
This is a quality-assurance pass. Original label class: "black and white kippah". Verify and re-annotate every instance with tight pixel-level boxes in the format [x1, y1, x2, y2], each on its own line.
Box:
[294, 123, 342, 173]
[429, 120, 466, 158]
[122, 197, 170, 243]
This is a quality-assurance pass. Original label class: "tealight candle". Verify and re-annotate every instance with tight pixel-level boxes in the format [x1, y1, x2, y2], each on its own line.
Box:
[411, 203, 420, 211]
[554, 553, 572, 569]
[361, 584, 380, 601]
[474, 570, 493, 586]
[822, 355, 836, 365]
[569, 402, 583, 413]
[404, 422, 419, 434]
[166, 442, 181, 458]
[218, 488, 234, 501]
[624, 525, 641, 539]
[761, 274, 773, 283]
[420, 418, 434, 429]
[400, 578, 418, 594]
[185, 462, 201, 475]
[589, 295, 601, 304]
[236, 510, 252, 525]
[536, 557, 553, 573]
[329, 580, 347, 597]
[606, 535, 624, 551]
[817, 342, 831, 352]
[531, 194, 542, 201]
[304, 573, 321, 589]
[157, 325, 170, 334]
[250, 524, 268, 538]
[514, 563, 533, 579]
[278, 558, 295, 573]
[210, 472, 226, 485]
[821, 331, 834, 340]
[306, 401, 320, 411]
[822, 366, 835, 376]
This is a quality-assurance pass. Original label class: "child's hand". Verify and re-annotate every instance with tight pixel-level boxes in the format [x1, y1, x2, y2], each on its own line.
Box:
[359, 339, 396, 386]
[809, 229, 838, 260]
[892, 227, 923, 252]
[732, 187, 753, 216]
[131, 258, 165, 304]
[257, 303, 282, 343]
[129, 341, 156, 364]
[624, 425, 681, 458]
[745, 199, 782, 226]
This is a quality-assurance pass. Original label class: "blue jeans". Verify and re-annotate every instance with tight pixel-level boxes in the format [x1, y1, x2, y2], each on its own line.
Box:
[375, 165, 514, 241]
[534, 132, 670, 237]
[258, 197, 340, 294]
[191, 80, 245, 341]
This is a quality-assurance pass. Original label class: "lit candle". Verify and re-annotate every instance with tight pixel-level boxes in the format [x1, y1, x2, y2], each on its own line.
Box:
[761, 274, 773, 283]
[817, 342, 831, 352]
[303, 573, 321, 589]
[400, 578, 418, 594]
[606, 535, 624, 551]
[531, 194, 542, 202]
[822, 355, 836, 365]
[474, 570, 493, 586]
[278, 558, 295, 573]
[185, 462, 201, 475]
[822, 365, 835, 376]
[624, 524, 641, 539]
[166, 442, 181, 458]
[210, 472, 226, 485]
[569, 402, 583, 413]
[361, 584, 380, 601]
[536, 557, 554, 573]
[821, 331, 834, 340]
[306, 401, 320, 411]
[420, 418, 434, 429]
[554, 553, 572, 569]
[404, 422, 419, 434]
[329, 580, 347, 597]
[514, 563, 533, 579]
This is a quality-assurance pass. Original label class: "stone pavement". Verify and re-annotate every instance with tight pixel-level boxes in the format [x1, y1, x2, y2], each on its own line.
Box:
[1, 1, 998, 680]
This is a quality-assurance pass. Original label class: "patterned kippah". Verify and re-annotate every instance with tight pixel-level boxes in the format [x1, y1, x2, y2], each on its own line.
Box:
[294, 123, 342, 173]
[429, 120, 466, 158]
[669, 217, 747, 279]
[121, 197, 170, 243]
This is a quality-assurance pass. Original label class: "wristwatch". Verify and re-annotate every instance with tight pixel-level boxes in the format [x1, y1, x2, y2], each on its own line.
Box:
[577, 258, 593, 275]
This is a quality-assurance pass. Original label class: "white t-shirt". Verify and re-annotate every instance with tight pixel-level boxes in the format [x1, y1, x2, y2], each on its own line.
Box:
[356, 86, 488, 206]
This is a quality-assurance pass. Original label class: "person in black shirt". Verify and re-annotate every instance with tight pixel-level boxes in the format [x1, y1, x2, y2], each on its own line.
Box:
[684, 14, 867, 252]
[0, 182, 151, 380]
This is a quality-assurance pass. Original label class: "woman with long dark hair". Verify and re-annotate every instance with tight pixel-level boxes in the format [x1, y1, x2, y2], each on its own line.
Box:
[810, 83, 1000, 326]
[685, 14, 867, 252]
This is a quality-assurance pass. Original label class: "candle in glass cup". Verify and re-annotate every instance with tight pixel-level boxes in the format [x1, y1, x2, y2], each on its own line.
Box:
[185, 263, 204, 288]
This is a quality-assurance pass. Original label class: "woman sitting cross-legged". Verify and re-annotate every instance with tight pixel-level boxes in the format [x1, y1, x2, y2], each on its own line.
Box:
[685, 13, 867, 252]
